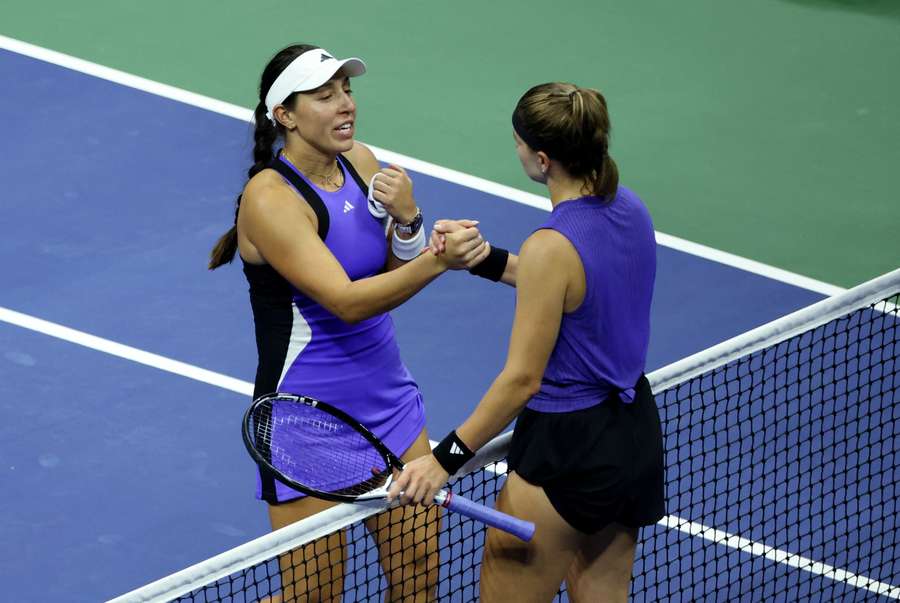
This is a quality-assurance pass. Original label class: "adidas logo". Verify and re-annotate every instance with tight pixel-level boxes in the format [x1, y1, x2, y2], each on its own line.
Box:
[343, 200, 355, 213]
[449, 443, 465, 455]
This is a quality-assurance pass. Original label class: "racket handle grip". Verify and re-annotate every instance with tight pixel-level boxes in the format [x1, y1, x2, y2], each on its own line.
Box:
[437, 490, 535, 542]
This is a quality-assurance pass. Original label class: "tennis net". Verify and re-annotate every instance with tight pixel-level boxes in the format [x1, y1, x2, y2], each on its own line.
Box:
[111, 268, 899, 602]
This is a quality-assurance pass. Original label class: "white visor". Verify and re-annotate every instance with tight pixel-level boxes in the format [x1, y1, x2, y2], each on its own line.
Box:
[264, 48, 366, 122]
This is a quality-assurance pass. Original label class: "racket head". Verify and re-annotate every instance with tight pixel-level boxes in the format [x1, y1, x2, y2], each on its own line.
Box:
[242, 392, 404, 503]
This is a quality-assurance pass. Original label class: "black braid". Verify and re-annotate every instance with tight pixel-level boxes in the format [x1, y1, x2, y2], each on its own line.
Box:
[209, 43, 316, 270]
[233, 102, 280, 223]
[249, 102, 278, 180]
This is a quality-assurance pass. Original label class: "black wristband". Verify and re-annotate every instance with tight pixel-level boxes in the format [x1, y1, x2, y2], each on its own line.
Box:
[432, 430, 475, 475]
[469, 246, 509, 282]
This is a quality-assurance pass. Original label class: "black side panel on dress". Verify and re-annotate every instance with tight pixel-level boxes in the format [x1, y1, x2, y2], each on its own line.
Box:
[242, 261, 293, 503]
[242, 263, 292, 399]
[268, 158, 330, 241]
[338, 153, 370, 196]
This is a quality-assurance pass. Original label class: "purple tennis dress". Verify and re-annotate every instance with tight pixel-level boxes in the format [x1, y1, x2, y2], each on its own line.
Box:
[528, 187, 657, 412]
[243, 155, 425, 504]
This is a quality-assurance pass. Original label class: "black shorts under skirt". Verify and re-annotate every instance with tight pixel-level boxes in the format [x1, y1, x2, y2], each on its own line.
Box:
[507, 375, 666, 534]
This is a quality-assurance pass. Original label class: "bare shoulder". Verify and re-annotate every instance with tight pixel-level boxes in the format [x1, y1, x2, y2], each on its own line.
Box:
[517, 229, 582, 306]
[344, 141, 380, 179]
[241, 169, 309, 219]
[520, 229, 579, 267]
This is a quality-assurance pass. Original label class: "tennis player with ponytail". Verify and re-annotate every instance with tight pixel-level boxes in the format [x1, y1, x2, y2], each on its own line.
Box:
[209, 44, 488, 602]
[394, 83, 665, 602]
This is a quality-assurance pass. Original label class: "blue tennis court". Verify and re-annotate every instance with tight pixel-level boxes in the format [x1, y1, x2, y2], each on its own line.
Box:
[1, 46, 895, 602]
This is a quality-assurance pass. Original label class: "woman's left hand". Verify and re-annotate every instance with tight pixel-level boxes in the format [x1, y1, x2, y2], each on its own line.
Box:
[371, 164, 417, 224]
[387, 454, 449, 506]
[429, 219, 480, 255]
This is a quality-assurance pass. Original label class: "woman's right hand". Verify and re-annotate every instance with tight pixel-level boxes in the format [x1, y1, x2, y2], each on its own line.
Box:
[429, 219, 479, 255]
[436, 222, 491, 270]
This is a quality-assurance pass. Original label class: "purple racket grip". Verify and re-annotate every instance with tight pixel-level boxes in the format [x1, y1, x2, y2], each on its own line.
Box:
[439, 490, 535, 542]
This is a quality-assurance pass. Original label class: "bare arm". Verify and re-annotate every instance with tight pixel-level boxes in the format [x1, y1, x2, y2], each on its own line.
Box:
[389, 229, 580, 504]
[455, 231, 569, 449]
[431, 220, 520, 287]
[239, 177, 487, 324]
[496, 252, 519, 287]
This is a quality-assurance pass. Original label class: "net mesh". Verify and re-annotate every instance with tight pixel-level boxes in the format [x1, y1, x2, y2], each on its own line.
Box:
[640, 292, 898, 602]
[118, 284, 899, 603]
[171, 463, 517, 602]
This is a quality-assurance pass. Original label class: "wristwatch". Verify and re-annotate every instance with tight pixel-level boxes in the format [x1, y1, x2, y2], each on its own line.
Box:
[394, 209, 423, 235]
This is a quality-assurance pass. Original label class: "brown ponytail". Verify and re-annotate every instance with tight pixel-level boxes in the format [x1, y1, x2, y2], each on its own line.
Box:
[208, 225, 239, 270]
[512, 83, 619, 200]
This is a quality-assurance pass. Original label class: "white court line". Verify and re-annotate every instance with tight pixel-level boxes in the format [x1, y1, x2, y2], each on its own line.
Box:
[661, 516, 900, 600]
[3, 309, 898, 597]
[0, 307, 253, 397]
[2, 33, 890, 597]
[0, 33, 846, 297]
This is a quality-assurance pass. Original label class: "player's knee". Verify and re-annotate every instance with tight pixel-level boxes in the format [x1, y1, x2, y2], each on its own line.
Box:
[569, 581, 629, 603]
[568, 562, 632, 603]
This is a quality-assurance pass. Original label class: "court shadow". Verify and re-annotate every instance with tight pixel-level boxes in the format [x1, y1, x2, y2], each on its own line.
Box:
[782, 0, 900, 19]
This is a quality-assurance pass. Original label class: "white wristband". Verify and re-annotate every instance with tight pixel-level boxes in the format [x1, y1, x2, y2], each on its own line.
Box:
[367, 174, 387, 218]
[391, 226, 426, 261]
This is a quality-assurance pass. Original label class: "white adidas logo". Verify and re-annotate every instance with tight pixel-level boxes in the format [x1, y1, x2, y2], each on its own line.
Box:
[343, 200, 355, 213]
[449, 443, 465, 455]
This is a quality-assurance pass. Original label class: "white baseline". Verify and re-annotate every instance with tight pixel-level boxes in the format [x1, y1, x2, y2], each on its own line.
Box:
[0, 33, 844, 297]
[2, 34, 889, 598]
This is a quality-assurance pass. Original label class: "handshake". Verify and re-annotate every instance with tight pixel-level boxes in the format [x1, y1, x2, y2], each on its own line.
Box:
[368, 165, 489, 271]
[425, 219, 490, 271]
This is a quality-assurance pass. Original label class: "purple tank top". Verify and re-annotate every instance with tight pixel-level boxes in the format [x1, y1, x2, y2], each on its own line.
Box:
[527, 187, 656, 413]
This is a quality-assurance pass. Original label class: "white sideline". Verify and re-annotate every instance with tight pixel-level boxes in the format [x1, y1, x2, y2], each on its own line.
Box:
[6, 265, 893, 603]
[648, 268, 900, 393]
[0, 33, 846, 297]
[1, 33, 894, 603]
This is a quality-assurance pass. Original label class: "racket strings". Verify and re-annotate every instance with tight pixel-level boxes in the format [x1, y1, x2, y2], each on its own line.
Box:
[252, 399, 390, 496]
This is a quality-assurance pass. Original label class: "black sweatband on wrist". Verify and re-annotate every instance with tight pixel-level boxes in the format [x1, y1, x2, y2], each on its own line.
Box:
[469, 246, 509, 282]
[432, 430, 475, 475]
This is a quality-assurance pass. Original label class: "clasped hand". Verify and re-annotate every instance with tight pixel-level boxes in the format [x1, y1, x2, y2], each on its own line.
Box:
[429, 219, 490, 270]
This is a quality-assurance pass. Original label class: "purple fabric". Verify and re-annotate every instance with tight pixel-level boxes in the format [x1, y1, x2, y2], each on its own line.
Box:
[256, 156, 425, 502]
[527, 187, 657, 413]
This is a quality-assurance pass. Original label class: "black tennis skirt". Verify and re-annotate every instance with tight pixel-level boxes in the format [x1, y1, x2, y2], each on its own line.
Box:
[507, 375, 665, 534]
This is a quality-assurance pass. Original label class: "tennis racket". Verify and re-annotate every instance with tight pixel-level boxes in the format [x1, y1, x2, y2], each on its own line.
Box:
[243, 392, 535, 542]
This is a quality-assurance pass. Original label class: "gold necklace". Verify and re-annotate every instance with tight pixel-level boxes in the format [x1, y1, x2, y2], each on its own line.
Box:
[283, 152, 343, 188]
